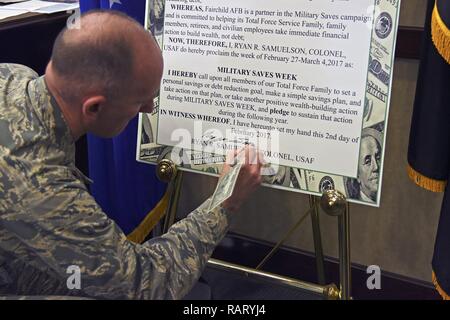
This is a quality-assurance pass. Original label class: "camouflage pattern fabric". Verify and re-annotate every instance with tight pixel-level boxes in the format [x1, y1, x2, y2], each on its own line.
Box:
[0, 64, 230, 299]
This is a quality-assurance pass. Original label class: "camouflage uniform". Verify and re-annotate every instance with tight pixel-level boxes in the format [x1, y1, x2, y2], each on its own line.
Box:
[0, 64, 230, 299]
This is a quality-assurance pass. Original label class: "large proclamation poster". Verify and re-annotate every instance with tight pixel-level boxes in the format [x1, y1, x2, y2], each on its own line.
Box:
[138, 0, 401, 207]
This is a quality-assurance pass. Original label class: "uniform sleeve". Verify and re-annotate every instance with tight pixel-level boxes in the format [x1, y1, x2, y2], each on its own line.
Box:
[0, 64, 38, 82]
[0, 64, 40, 152]
[0, 162, 231, 300]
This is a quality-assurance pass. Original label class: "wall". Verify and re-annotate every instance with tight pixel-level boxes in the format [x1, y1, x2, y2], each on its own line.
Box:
[179, 0, 441, 283]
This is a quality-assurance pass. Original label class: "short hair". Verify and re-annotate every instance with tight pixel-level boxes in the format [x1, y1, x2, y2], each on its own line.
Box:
[50, 10, 143, 102]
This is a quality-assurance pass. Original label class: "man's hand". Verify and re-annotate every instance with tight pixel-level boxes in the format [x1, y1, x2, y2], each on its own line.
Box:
[221, 146, 263, 213]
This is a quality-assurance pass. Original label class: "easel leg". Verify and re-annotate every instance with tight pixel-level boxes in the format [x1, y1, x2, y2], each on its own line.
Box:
[338, 202, 351, 300]
[309, 195, 326, 285]
[320, 190, 352, 300]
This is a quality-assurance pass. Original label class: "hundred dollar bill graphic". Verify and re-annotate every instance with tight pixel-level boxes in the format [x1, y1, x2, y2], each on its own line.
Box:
[140, 145, 166, 162]
[261, 165, 305, 190]
[139, 111, 165, 162]
[289, 167, 307, 190]
[365, 0, 399, 130]
[305, 171, 347, 195]
[137, 0, 400, 207]
[186, 149, 224, 175]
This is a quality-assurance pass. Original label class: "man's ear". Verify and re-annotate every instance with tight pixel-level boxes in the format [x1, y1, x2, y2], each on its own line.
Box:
[81, 96, 107, 121]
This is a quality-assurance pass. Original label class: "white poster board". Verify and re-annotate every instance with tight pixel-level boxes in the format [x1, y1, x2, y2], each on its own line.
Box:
[138, 0, 401, 207]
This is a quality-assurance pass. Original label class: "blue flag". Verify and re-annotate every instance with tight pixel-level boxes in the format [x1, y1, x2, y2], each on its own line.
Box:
[100, 0, 146, 23]
[79, 0, 100, 12]
[79, 0, 167, 238]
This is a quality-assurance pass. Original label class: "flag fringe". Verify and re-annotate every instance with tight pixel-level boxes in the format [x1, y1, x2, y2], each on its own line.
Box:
[127, 189, 171, 244]
[433, 271, 450, 300]
[407, 165, 447, 192]
[432, 1, 450, 65]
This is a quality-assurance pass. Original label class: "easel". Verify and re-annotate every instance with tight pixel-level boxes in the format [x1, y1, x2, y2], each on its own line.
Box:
[156, 158, 352, 300]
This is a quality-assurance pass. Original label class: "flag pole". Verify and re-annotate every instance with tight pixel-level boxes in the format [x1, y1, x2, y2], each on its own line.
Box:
[310, 195, 326, 285]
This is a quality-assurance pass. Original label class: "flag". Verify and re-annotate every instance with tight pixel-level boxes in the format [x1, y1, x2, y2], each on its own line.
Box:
[407, 0, 450, 299]
[79, 0, 100, 12]
[100, 0, 146, 23]
[79, 0, 168, 241]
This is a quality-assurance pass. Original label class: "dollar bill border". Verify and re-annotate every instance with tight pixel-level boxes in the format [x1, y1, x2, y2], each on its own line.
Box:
[137, 0, 401, 208]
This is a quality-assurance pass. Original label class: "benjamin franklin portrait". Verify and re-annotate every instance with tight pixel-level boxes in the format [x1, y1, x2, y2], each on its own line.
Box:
[345, 127, 383, 203]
